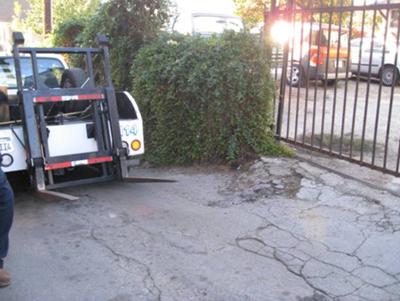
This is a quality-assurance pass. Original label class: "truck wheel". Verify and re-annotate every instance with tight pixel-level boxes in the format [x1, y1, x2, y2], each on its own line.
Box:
[61, 68, 88, 88]
[286, 64, 304, 87]
[381, 65, 398, 86]
[61, 68, 91, 112]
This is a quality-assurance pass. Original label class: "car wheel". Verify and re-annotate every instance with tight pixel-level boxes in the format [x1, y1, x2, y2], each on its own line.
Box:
[381, 65, 398, 86]
[286, 64, 304, 87]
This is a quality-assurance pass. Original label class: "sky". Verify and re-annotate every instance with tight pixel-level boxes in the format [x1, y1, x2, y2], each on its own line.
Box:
[172, 0, 238, 33]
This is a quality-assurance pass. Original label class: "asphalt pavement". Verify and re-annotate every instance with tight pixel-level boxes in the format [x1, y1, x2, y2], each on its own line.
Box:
[1, 156, 400, 301]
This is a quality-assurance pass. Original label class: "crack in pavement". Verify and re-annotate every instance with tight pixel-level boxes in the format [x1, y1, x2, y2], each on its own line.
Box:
[90, 228, 162, 301]
[227, 158, 400, 301]
[60, 159, 400, 301]
[62, 195, 163, 301]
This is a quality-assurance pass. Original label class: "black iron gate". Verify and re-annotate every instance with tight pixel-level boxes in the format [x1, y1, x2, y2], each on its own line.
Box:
[273, 0, 400, 176]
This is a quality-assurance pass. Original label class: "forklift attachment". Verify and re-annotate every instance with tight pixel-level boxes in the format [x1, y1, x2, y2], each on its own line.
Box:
[34, 190, 79, 202]
[7, 32, 145, 192]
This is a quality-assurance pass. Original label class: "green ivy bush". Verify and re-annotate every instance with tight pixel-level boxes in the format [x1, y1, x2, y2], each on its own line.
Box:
[132, 32, 291, 165]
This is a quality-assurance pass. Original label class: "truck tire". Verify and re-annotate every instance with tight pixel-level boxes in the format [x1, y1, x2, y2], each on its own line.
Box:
[286, 64, 305, 87]
[381, 65, 398, 86]
[61, 68, 88, 89]
[61, 68, 91, 113]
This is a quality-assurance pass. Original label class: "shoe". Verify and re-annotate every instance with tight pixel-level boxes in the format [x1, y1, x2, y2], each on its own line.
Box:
[0, 268, 11, 287]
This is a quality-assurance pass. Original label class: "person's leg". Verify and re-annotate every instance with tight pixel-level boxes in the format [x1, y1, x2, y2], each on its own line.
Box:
[0, 169, 14, 287]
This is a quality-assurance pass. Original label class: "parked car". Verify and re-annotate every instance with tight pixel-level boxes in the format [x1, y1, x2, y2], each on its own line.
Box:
[0, 55, 68, 122]
[285, 23, 350, 87]
[350, 37, 400, 86]
[0, 54, 67, 96]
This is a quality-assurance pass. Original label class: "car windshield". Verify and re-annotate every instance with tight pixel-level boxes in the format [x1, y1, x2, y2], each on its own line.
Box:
[0, 57, 65, 89]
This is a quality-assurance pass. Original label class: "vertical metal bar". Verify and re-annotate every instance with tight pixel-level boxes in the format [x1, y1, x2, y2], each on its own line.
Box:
[319, 8, 334, 150]
[372, 6, 390, 166]
[286, 8, 298, 139]
[271, 0, 278, 121]
[329, 0, 344, 153]
[294, 14, 306, 142]
[384, 9, 400, 169]
[273, 45, 279, 120]
[12, 45, 23, 92]
[93, 103, 106, 152]
[339, 5, 354, 156]
[302, 15, 315, 144]
[98, 39, 128, 179]
[86, 50, 109, 175]
[360, 8, 377, 163]
[13, 41, 46, 190]
[350, 4, 367, 158]
[396, 139, 400, 173]
[85, 51, 95, 82]
[31, 51, 41, 90]
[38, 104, 50, 159]
[47, 170, 54, 185]
[276, 2, 294, 137]
[311, 8, 324, 146]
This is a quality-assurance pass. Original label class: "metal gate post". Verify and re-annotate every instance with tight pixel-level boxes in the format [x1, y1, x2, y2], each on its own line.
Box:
[275, 0, 294, 137]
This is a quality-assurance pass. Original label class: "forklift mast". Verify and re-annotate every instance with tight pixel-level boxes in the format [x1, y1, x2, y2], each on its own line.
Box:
[11, 32, 129, 193]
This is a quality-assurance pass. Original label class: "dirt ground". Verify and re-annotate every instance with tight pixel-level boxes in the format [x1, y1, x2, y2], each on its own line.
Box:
[1, 155, 400, 301]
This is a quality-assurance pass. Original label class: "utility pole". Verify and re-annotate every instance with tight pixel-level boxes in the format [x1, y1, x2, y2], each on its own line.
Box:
[44, 0, 52, 34]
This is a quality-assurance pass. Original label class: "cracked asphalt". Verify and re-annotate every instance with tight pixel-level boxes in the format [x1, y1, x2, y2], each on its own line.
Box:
[1, 157, 400, 301]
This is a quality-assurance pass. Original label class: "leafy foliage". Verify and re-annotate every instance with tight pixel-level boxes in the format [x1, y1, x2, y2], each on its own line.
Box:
[233, 0, 353, 27]
[70, 0, 172, 90]
[53, 17, 87, 47]
[14, 0, 100, 39]
[132, 32, 291, 165]
[234, 0, 268, 27]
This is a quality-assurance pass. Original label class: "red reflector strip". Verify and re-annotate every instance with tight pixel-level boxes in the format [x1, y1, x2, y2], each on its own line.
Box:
[45, 156, 113, 171]
[34, 93, 104, 103]
[45, 161, 72, 170]
[87, 156, 113, 165]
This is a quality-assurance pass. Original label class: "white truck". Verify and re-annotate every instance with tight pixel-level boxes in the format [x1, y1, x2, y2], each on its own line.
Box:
[0, 32, 145, 199]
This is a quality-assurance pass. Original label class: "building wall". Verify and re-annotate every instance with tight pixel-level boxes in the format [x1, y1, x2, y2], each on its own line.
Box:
[0, 0, 29, 22]
[0, 0, 35, 53]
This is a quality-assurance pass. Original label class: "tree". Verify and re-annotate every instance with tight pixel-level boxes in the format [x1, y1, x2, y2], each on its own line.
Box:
[13, 0, 100, 39]
[233, 0, 268, 28]
[233, 0, 353, 27]
[78, 0, 172, 90]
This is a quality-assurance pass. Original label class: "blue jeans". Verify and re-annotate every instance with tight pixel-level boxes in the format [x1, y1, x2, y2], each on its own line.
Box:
[0, 168, 14, 268]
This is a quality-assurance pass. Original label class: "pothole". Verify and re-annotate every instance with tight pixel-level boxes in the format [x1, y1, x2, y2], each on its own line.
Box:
[209, 159, 303, 208]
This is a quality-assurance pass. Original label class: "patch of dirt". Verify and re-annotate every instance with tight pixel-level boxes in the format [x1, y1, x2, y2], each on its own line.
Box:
[209, 158, 303, 208]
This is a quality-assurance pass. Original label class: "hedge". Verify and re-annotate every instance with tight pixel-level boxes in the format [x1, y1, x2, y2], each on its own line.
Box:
[132, 32, 291, 165]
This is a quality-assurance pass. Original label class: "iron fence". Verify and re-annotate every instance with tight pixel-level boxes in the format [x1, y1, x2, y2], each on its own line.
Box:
[272, 0, 400, 176]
